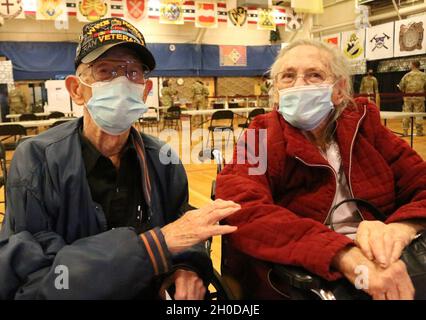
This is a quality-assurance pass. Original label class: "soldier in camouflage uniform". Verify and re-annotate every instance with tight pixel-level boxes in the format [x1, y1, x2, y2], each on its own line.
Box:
[259, 79, 271, 108]
[160, 79, 177, 108]
[399, 61, 426, 136]
[8, 87, 28, 114]
[360, 69, 379, 107]
[191, 80, 209, 110]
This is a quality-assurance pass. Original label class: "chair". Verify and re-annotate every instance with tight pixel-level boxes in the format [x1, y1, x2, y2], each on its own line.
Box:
[162, 106, 181, 131]
[50, 120, 71, 128]
[19, 113, 38, 121]
[48, 111, 65, 119]
[205, 110, 235, 152]
[228, 102, 239, 109]
[237, 108, 265, 140]
[213, 103, 225, 110]
[139, 108, 159, 133]
[0, 124, 27, 151]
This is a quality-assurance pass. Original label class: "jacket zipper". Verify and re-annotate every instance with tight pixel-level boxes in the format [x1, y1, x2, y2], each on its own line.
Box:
[294, 156, 338, 224]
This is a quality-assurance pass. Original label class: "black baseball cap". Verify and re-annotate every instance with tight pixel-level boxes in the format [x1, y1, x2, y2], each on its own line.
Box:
[75, 17, 156, 71]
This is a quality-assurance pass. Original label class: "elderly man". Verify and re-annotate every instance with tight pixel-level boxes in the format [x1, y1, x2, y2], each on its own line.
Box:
[0, 18, 239, 300]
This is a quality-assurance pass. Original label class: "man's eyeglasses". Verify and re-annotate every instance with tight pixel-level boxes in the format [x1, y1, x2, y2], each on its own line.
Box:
[78, 59, 150, 84]
[275, 70, 329, 87]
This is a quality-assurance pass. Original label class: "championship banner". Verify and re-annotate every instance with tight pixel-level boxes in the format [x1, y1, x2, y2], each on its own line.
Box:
[322, 33, 341, 48]
[159, 0, 183, 25]
[227, 6, 247, 28]
[195, 2, 217, 28]
[148, 0, 159, 19]
[217, 0, 226, 23]
[257, 8, 275, 31]
[125, 0, 145, 22]
[285, 8, 302, 31]
[23, 0, 37, 15]
[0, 0, 26, 19]
[182, 0, 194, 21]
[36, 0, 67, 20]
[66, 0, 77, 16]
[394, 15, 426, 57]
[341, 29, 365, 61]
[77, 0, 109, 22]
[110, 0, 123, 17]
[246, 6, 257, 25]
[273, 5, 285, 26]
[365, 21, 394, 61]
[219, 45, 247, 67]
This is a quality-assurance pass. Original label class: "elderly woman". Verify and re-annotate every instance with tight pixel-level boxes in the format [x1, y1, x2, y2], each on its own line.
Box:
[215, 39, 426, 300]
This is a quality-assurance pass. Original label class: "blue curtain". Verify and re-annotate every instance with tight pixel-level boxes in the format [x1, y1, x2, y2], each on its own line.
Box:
[0, 42, 281, 80]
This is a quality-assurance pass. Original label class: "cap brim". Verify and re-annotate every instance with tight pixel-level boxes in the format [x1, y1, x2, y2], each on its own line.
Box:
[80, 41, 156, 71]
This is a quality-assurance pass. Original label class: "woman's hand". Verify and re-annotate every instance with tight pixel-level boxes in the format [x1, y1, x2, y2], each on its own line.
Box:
[355, 221, 418, 268]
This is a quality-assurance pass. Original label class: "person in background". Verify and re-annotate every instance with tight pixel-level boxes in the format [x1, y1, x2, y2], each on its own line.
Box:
[8, 86, 28, 114]
[161, 79, 178, 108]
[0, 17, 240, 300]
[191, 80, 209, 110]
[398, 61, 426, 137]
[216, 39, 426, 300]
[359, 69, 379, 108]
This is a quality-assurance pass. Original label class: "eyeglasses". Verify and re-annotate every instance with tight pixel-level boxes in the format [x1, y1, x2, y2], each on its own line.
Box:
[275, 70, 329, 87]
[78, 59, 150, 84]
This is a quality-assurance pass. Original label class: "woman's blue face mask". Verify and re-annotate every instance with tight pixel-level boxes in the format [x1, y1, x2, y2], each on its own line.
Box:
[278, 83, 335, 131]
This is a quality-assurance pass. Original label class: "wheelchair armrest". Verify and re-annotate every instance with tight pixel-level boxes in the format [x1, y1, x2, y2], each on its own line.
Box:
[272, 264, 325, 291]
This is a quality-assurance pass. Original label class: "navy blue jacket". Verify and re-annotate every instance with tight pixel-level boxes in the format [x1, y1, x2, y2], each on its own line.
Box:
[0, 118, 212, 299]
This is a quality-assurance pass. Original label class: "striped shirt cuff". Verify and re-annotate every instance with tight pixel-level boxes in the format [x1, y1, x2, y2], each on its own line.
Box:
[139, 227, 172, 275]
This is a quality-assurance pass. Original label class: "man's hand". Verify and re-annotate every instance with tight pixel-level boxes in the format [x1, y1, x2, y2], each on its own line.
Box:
[333, 246, 415, 300]
[161, 269, 206, 300]
[355, 220, 418, 268]
[161, 199, 240, 255]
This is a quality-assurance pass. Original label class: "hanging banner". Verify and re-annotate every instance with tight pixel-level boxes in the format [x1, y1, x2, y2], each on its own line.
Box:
[23, 0, 37, 15]
[125, 0, 145, 21]
[195, 2, 217, 28]
[257, 8, 275, 31]
[322, 33, 341, 48]
[0, 60, 14, 85]
[395, 16, 426, 57]
[219, 45, 247, 67]
[66, 0, 77, 16]
[0, 0, 26, 19]
[36, 0, 67, 20]
[227, 6, 247, 28]
[110, 0, 124, 17]
[182, 0, 194, 21]
[291, 0, 323, 14]
[217, 0, 226, 23]
[77, 0, 109, 22]
[285, 8, 302, 31]
[159, 0, 183, 24]
[246, 6, 257, 25]
[365, 21, 394, 61]
[273, 5, 285, 26]
[341, 29, 366, 60]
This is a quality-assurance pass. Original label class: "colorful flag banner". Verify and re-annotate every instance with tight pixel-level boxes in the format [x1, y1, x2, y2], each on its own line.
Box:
[23, 0, 37, 15]
[219, 45, 247, 67]
[110, 0, 123, 17]
[291, 0, 323, 14]
[341, 29, 366, 60]
[125, 0, 145, 21]
[285, 8, 302, 31]
[394, 16, 426, 57]
[257, 8, 275, 31]
[159, 0, 183, 24]
[77, 0, 109, 22]
[0, 0, 26, 19]
[217, 0, 226, 23]
[322, 33, 341, 48]
[36, 0, 67, 20]
[227, 6, 247, 28]
[66, 0, 77, 16]
[195, 1, 216, 28]
[273, 5, 285, 26]
[182, 0, 194, 21]
[365, 21, 394, 61]
[246, 6, 257, 25]
[148, 0, 159, 19]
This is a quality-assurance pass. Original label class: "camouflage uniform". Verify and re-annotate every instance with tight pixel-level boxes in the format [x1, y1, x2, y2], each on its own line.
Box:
[191, 82, 209, 110]
[160, 86, 177, 108]
[259, 81, 271, 108]
[8, 88, 28, 114]
[399, 69, 426, 136]
[359, 75, 379, 106]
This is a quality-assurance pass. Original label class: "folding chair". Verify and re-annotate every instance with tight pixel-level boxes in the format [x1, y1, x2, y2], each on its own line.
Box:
[48, 111, 66, 119]
[205, 110, 235, 152]
[0, 124, 27, 151]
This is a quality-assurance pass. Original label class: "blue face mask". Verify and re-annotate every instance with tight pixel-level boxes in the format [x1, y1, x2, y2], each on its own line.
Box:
[278, 84, 334, 131]
[81, 76, 148, 135]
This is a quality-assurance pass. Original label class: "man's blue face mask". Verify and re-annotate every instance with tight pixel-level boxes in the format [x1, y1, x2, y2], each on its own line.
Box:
[278, 83, 335, 131]
[80, 76, 148, 135]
